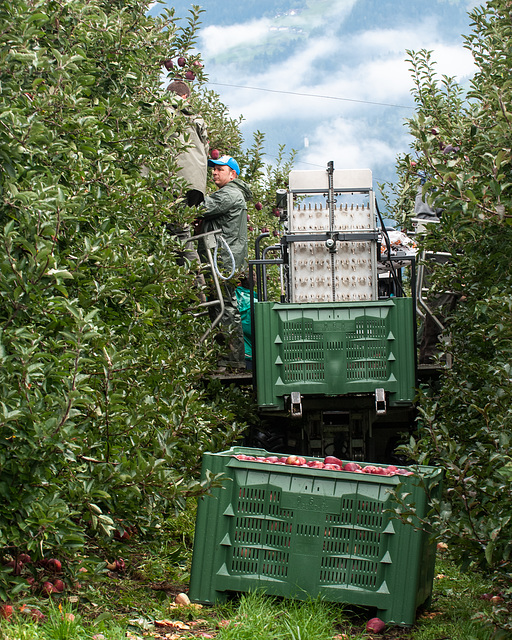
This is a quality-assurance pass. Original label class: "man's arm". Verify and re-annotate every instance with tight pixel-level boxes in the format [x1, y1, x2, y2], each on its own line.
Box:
[201, 185, 236, 221]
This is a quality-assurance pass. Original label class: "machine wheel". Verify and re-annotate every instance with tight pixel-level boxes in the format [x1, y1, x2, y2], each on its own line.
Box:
[245, 421, 288, 453]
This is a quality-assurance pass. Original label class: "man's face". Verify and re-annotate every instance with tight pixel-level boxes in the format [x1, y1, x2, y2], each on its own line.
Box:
[212, 164, 237, 188]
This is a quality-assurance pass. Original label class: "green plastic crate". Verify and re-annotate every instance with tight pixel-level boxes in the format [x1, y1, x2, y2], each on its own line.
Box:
[254, 298, 416, 410]
[189, 447, 443, 626]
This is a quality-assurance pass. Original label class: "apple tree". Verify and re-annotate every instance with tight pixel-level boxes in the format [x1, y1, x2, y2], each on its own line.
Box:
[0, 0, 250, 598]
[387, 0, 512, 607]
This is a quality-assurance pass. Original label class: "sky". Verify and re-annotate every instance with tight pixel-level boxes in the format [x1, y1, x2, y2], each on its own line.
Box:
[150, 0, 480, 190]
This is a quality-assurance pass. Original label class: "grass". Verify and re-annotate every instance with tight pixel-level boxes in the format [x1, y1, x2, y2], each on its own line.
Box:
[0, 501, 509, 639]
[0, 548, 507, 640]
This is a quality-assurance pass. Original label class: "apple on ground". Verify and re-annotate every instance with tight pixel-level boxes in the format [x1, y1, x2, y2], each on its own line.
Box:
[30, 609, 46, 623]
[42, 581, 57, 596]
[47, 558, 62, 572]
[0, 604, 13, 619]
[254, 202, 263, 211]
[115, 558, 126, 572]
[5, 560, 22, 575]
[114, 529, 131, 541]
[53, 579, 65, 593]
[175, 592, 191, 606]
[366, 617, 386, 633]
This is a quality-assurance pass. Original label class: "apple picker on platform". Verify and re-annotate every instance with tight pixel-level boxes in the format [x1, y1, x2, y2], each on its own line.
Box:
[198, 155, 253, 371]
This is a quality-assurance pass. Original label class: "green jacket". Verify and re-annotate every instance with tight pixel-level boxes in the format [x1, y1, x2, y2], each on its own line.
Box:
[202, 179, 253, 271]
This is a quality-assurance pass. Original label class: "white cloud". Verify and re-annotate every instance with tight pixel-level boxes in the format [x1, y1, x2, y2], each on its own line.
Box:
[300, 116, 407, 177]
[205, 12, 476, 129]
[200, 19, 273, 56]
[197, 1, 476, 187]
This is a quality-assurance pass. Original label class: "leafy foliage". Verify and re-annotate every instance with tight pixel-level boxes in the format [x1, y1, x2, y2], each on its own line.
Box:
[0, 0, 251, 599]
[386, 0, 512, 617]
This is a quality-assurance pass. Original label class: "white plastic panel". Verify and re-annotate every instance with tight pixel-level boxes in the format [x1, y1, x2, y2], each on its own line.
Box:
[289, 203, 374, 233]
[289, 241, 376, 302]
[289, 169, 373, 192]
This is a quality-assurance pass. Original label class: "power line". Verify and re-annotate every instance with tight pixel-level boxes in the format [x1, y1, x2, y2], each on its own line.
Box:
[208, 82, 414, 110]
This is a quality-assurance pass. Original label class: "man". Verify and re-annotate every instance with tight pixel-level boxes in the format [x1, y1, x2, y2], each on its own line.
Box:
[200, 155, 253, 370]
[166, 80, 209, 207]
[165, 80, 209, 294]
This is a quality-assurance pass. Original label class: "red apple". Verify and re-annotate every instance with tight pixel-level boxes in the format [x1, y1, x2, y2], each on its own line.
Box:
[177, 56, 186, 67]
[266, 456, 279, 463]
[193, 60, 203, 68]
[210, 149, 220, 160]
[344, 462, 361, 472]
[5, 560, 22, 575]
[324, 463, 341, 470]
[163, 59, 173, 71]
[0, 604, 13, 619]
[396, 468, 414, 476]
[42, 581, 57, 596]
[114, 529, 131, 541]
[47, 558, 62, 572]
[254, 202, 263, 211]
[185, 70, 195, 81]
[18, 553, 31, 564]
[30, 609, 45, 623]
[362, 465, 378, 474]
[53, 579, 65, 593]
[366, 617, 386, 633]
[324, 456, 343, 468]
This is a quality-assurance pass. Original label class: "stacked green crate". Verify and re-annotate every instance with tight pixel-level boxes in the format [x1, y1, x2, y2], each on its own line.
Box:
[254, 298, 415, 411]
[189, 447, 443, 626]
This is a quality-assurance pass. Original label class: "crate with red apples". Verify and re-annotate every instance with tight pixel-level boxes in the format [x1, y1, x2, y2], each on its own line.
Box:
[233, 452, 415, 477]
[189, 446, 443, 627]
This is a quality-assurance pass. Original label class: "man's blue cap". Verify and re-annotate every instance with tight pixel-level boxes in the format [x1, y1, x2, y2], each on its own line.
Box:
[208, 155, 240, 175]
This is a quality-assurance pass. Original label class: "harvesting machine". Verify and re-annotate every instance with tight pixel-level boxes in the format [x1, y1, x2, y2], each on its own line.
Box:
[245, 161, 434, 463]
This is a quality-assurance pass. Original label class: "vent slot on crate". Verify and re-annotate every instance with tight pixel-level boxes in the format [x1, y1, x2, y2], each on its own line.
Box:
[346, 317, 388, 381]
[231, 488, 293, 577]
